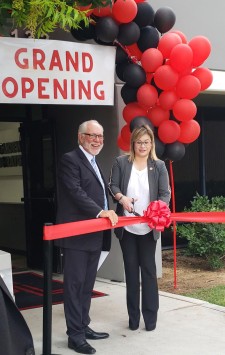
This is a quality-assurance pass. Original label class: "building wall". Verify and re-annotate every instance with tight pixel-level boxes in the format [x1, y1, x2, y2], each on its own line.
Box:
[150, 0, 224, 70]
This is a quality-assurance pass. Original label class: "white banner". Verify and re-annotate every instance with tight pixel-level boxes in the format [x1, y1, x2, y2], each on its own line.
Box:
[0, 37, 116, 105]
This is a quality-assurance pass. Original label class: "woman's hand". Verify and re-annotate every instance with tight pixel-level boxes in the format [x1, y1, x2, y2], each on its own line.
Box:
[120, 196, 137, 213]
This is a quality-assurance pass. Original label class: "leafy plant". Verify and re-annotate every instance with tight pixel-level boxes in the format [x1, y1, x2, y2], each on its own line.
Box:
[0, 0, 112, 38]
[176, 193, 225, 270]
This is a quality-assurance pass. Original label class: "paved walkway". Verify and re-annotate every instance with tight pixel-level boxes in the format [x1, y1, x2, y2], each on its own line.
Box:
[22, 277, 225, 355]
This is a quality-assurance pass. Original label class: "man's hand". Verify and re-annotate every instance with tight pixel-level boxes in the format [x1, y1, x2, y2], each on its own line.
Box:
[99, 210, 118, 226]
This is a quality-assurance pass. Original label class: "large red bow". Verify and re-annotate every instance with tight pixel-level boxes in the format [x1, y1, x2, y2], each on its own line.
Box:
[143, 200, 171, 231]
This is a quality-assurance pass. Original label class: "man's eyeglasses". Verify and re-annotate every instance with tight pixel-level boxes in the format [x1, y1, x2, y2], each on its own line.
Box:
[82, 133, 104, 140]
[135, 140, 151, 147]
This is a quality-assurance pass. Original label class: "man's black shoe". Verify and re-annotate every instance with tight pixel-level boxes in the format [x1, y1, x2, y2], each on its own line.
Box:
[68, 338, 96, 354]
[145, 324, 156, 331]
[85, 326, 109, 340]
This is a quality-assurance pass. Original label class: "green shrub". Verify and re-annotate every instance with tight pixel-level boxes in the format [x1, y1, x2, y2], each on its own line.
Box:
[176, 193, 225, 270]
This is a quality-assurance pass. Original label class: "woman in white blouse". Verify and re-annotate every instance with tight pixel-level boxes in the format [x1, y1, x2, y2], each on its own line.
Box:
[109, 125, 171, 331]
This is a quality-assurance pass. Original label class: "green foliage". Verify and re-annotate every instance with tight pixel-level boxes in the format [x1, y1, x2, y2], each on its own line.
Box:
[0, 0, 113, 38]
[176, 193, 225, 270]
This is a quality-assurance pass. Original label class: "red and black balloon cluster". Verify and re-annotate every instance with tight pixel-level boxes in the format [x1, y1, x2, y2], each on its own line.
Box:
[71, 0, 213, 162]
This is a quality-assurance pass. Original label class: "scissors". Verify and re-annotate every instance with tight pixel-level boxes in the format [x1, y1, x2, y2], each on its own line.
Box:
[131, 199, 141, 216]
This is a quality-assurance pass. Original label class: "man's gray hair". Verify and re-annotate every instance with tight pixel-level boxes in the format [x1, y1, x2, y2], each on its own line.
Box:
[78, 120, 103, 134]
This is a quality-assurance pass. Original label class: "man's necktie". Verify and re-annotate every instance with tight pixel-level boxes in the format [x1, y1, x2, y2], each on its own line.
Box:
[91, 157, 108, 210]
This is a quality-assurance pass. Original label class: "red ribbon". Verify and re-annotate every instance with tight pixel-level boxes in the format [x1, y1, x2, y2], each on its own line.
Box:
[43, 201, 225, 241]
[43, 200, 171, 240]
[171, 211, 225, 223]
[43, 216, 144, 240]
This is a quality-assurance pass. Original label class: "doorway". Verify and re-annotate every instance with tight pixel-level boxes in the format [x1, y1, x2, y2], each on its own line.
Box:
[20, 113, 59, 270]
[0, 121, 26, 270]
[0, 105, 59, 272]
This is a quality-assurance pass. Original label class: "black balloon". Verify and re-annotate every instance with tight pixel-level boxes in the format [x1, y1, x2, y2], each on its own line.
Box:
[117, 22, 140, 46]
[93, 37, 114, 46]
[130, 116, 154, 132]
[164, 142, 185, 161]
[123, 63, 146, 88]
[116, 62, 130, 82]
[134, 2, 155, 28]
[95, 17, 119, 43]
[137, 26, 159, 52]
[70, 22, 95, 41]
[121, 84, 137, 104]
[154, 7, 176, 34]
[116, 46, 128, 64]
[71, 29, 86, 41]
[155, 137, 165, 158]
[77, 0, 92, 5]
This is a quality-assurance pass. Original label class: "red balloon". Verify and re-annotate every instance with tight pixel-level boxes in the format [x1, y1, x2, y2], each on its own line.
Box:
[189, 36, 211, 67]
[120, 124, 131, 144]
[122, 102, 147, 123]
[117, 134, 130, 151]
[192, 67, 213, 91]
[178, 65, 193, 77]
[173, 99, 197, 121]
[158, 32, 182, 59]
[141, 48, 163, 73]
[126, 43, 142, 61]
[154, 64, 179, 90]
[147, 106, 170, 127]
[93, 5, 112, 17]
[112, 0, 138, 23]
[170, 44, 193, 72]
[146, 72, 154, 83]
[178, 120, 201, 143]
[137, 84, 158, 108]
[170, 30, 187, 44]
[75, 4, 94, 16]
[158, 90, 179, 110]
[158, 120, 181, 144]
[176, 75, 201, 99]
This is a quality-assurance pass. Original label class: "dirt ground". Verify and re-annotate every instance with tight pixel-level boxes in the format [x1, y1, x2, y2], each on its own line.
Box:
[158, 249, 225, 295]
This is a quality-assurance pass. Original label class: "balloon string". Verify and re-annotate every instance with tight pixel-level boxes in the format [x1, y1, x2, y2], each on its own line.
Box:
[114, 40, 140, 64]
[169, 160, 177, 289]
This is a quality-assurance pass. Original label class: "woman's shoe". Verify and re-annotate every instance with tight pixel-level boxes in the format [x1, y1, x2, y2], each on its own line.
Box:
[129, 324, 139, 331]
[129, 320, 139, 330]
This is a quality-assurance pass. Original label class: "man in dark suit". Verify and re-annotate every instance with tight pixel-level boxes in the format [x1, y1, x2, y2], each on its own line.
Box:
[56, 120, 118, 354]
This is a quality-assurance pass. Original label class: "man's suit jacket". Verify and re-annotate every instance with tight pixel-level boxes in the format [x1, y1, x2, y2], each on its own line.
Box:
[56, 147, 111, 251]
[108, 154, 171, 241]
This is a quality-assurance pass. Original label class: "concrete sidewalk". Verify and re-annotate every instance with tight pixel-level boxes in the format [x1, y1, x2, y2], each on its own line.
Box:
[22, 278, 225, 355]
